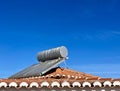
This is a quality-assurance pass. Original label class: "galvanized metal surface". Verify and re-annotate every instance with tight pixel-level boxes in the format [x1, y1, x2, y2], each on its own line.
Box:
[37, 46, 68, 62]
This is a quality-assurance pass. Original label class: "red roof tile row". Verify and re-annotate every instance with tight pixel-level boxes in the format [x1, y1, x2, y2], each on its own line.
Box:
[0, 67, 120, 88]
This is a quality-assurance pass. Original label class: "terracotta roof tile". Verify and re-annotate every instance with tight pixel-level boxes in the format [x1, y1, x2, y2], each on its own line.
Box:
[0, 67, 119, 88]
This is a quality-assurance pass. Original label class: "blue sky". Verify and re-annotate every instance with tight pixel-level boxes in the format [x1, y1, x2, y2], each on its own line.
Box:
[0, 0, 120, 78]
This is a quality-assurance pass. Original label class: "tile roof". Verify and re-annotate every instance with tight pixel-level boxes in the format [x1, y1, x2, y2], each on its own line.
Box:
[0, 67, 120, 88]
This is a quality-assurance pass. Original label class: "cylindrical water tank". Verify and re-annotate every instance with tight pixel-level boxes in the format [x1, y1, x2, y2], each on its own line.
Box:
[37, 46, 68, 62]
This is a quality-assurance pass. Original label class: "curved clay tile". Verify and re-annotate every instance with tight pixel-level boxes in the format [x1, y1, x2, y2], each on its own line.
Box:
[0, 82, 7, 88]
[61, 81, 70, 87]
[0, 67, 119, 88]
[40, 81, 49, 87]
[113, 81, 120, 86]
[9, 82, 18, 88]
[93, 81, 102, 87]
[29, 82, 39, 88]
[82, 82, 91, 87]
[19, 82, 28, 88]
[103, 81, 112, 87]
[51, 81, 60, 87]
[72, 82, 81, 87]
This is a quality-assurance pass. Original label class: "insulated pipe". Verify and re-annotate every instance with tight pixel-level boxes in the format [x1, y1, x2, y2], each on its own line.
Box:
[37, 46, 68, 62]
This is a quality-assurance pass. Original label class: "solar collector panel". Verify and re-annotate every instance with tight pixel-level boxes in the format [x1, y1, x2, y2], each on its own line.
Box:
[9, 58, 66, 79]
